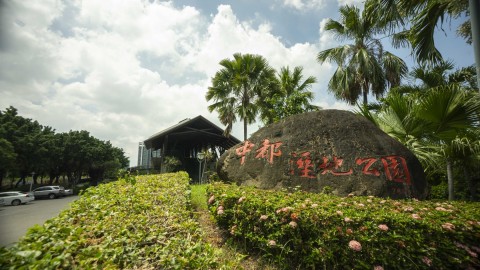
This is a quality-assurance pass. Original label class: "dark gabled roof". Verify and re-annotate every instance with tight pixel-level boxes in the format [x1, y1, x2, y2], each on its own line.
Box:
[143, 115, 240, 150]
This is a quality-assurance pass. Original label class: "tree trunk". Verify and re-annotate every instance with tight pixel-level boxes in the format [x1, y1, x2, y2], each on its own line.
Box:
[244, 118, 247, 141]
[362, 90, 368, 106]
[447, 160, 454, 200]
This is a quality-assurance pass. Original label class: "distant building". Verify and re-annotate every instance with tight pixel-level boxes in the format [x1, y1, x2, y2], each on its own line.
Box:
[137, 142, 150, 168]
[137, 115, 240, 181]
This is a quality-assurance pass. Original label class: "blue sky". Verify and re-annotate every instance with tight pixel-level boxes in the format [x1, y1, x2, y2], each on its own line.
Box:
[0, 0, 474, 166]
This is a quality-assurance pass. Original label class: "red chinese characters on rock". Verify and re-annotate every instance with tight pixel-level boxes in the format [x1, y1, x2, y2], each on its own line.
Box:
[318, 156, 353, 176]
[234, 139, 412, 186]
[235, 139, 283, 165]
[355, 156, 411, 185]
[255, 139, 282, 164]
[290, 152, 316, 178]
[355, 158, 381, 176]
[235, 140, 255, 165]
[288, 153, 411, 185]
[380, 156, 411, 185]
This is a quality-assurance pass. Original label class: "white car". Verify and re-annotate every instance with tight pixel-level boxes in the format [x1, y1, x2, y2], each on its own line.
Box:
[0, 191, 35, 206]
[32, 186, 65, 199]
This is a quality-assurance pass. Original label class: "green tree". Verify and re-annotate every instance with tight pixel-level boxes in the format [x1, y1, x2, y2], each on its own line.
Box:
[367, 0, 471, 64]
[358, 64, 480, 200]
[260, 66, 320, 124]
[206, 53, 277, 140]
[0, 106, 48, 186]
[317, 5, 408, 105]
[0, 138, 16, 190]
[0, 106, 129, 188]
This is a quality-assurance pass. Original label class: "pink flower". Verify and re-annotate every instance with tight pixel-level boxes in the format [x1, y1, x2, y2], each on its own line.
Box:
[348, 193, 355, 197]
[378, 224, 389, 231]
[267, 240, 276, 246]
[380, 200, 386, 204]
[411, 214, 421, 220]
[435, 207, 448, 211]
[348, 240, 362, 251]
[217, 205, 224, 211]
[357, 203, 365, 207]
[367, 199, 373, 203]
[230, 225, 237, 235]
[217, 209, 224, 215]
[311, 203, 318, 208]
[455, 242, 478, 258]
[403, 206, 414, 212]
[289, 221, 298, 228]
[442, 222, 455, 231]
[336, 210, 343, 216]
[374, 266, 384, 270]
[467, 250, 478, 258]
[394, 202, 402, 206]
[208, 195, 215, 204]
[238, 196, 246, 203]
[344, 217, 353, 222]
[346, 228, 353, 235]
[259, 215, 268, 221]
[422, 256, 432, 266]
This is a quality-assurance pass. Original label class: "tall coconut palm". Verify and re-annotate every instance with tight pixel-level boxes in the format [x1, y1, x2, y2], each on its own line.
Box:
[260, 66, 320, 124]
[317, 5, 408, 106]
[206, 53, 276, 140]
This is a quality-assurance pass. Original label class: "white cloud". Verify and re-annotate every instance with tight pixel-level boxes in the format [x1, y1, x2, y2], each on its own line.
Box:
[0, 1, 346, 166]
[337, 0, 364, 7]
[318, 18, 340, 51]
[282, 0, 326, 10]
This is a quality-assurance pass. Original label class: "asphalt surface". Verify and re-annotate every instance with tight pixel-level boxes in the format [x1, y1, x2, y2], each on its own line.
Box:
[0, 195, 78, 247]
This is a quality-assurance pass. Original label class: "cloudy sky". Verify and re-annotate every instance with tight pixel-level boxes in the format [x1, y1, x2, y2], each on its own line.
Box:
[0, 0, 474, 166]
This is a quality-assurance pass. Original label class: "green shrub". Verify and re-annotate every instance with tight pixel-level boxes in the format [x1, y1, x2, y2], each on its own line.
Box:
[0, 172, 230, 269]
[429, 181, 448, 200]
[207, 182, 480, 269]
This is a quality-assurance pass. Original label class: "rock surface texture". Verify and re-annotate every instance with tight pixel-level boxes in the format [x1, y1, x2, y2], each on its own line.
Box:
[217, 110, 428, 199]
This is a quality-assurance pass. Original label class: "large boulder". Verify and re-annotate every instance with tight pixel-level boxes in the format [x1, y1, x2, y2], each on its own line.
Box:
[217, 110, 428, 199]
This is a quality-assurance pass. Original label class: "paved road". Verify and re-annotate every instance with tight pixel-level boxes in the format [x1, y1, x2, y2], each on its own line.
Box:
[0, 195, 78, 247]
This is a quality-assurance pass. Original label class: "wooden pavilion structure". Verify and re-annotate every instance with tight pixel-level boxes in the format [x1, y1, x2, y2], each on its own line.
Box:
[143, 115, 240, 182]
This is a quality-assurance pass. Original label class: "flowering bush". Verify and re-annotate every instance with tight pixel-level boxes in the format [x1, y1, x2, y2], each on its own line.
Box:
[207, 182, 480, 269]
[0, 173, 231, 269]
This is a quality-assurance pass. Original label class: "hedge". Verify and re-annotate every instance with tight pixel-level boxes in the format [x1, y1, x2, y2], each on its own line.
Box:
[0, 173, 231, 269]
[207, 182, 480, 269]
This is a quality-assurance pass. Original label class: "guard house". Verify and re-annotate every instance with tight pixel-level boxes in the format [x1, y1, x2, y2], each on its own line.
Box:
[142, 115, 240, 182]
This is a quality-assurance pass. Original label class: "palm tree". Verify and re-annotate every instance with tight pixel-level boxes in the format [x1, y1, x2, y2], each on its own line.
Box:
[317, 5, 408, 106]
[417, 86, 480, 200]
[366, 0, 471, 64]
[260, 66, 320, 124]
[358, 63, 480, 200]
[206, 53, 276, 140]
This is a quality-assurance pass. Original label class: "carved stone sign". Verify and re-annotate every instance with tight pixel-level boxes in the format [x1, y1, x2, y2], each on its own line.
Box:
[217, 110, 428, 199]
